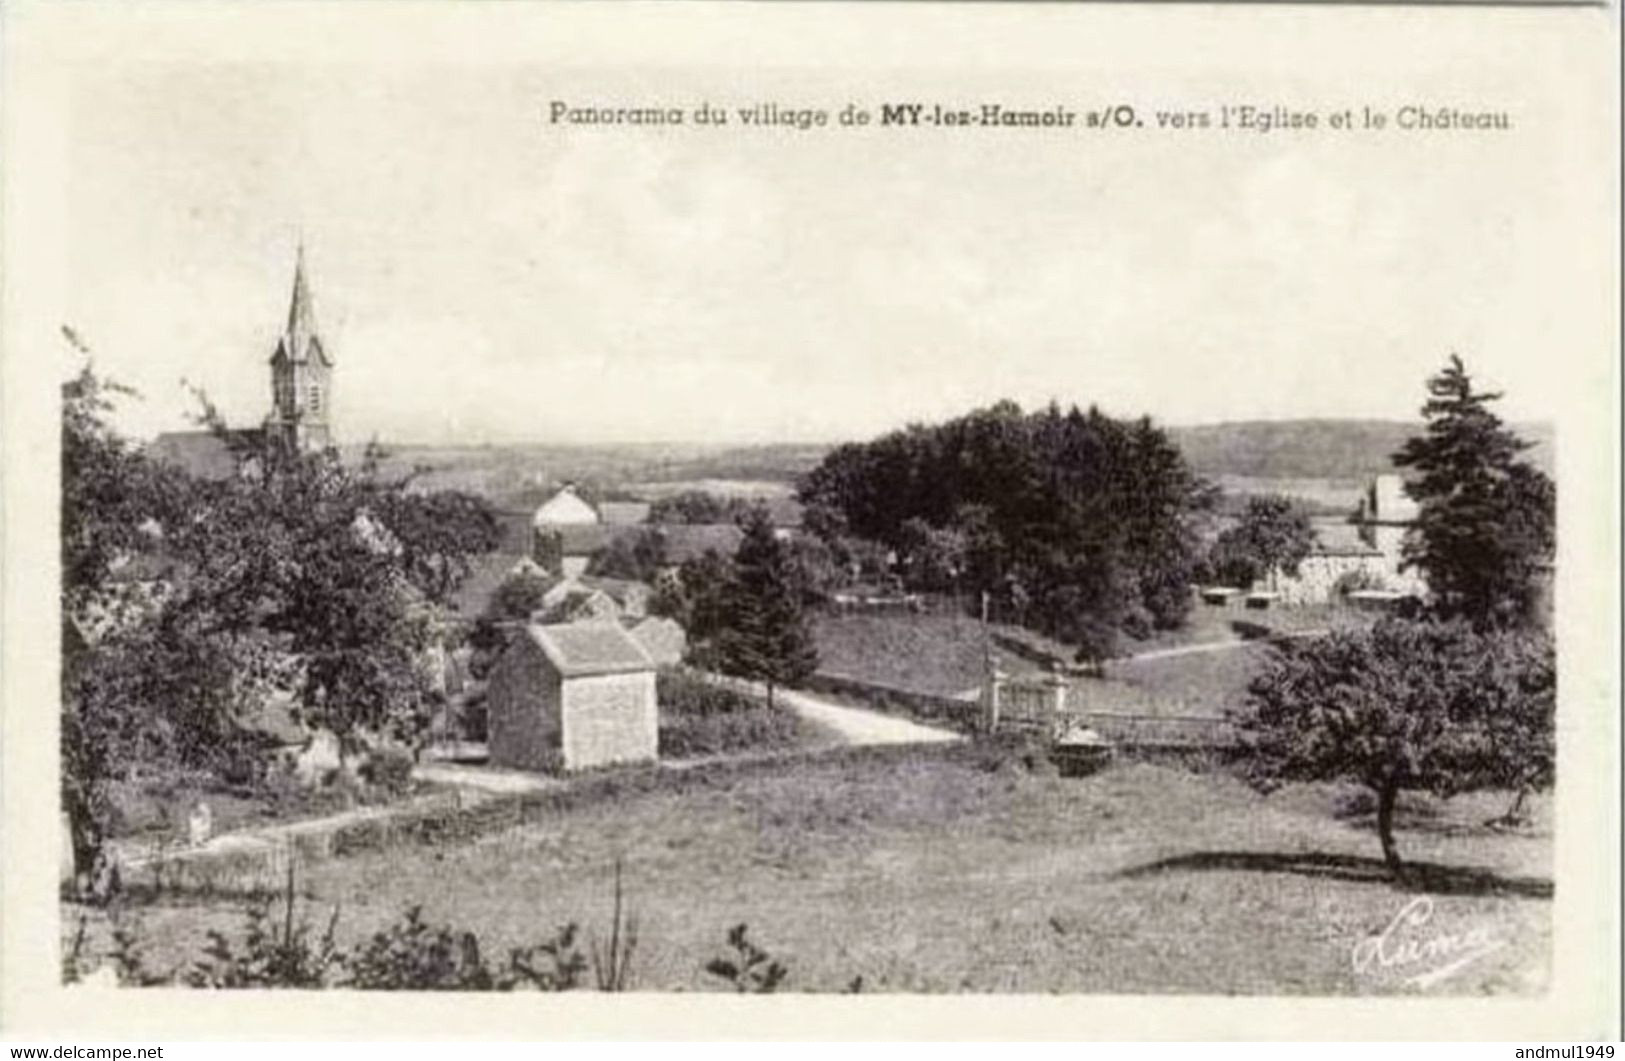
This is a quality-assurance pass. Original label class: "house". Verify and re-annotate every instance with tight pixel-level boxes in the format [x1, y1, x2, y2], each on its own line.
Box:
[1264, 477, 1427, 606]
[531, 482, 599, 527]
[486, 622, 658, 772]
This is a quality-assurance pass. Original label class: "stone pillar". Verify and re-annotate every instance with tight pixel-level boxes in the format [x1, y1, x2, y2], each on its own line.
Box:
[984, 666, 1006, 733]
[1045, 669, 1070, 738]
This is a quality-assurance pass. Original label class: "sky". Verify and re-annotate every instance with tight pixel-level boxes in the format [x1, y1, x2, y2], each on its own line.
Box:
[61, 59, 1588, 446]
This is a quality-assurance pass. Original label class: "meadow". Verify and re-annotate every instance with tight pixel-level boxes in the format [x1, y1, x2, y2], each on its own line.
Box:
[72, 745, 1551, 995]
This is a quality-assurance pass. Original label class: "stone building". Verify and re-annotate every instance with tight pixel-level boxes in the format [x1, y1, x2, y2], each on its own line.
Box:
[151, 246, 336, 475]
[486, 622, 658, 773]
[1265, 475, 1427, 606]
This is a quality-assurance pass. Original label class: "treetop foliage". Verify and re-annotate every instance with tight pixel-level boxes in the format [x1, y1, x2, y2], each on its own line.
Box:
[796, 400, 1214, 659]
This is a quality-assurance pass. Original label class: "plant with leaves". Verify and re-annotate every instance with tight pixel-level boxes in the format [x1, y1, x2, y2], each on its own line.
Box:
[186, 866, 343, 988]
[1392, 355, 1555, 628]
[695, 508, 819, 707]
[1207, 494, 1317, 591]
[346, 906, 585, 991]
[704, 924, 788, 994]
[1229, 617, 1554, 880]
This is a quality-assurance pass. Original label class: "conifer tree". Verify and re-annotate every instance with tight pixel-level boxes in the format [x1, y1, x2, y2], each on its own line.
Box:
[1392, 355, 1555, 628]
[709, 508, 819, 707]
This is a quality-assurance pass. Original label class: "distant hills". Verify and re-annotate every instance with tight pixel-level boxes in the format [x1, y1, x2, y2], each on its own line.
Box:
[361, 419, 1554, 509]
[1167, 419, 1554, 482]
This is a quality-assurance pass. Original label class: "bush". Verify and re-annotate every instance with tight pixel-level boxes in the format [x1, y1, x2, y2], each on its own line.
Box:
[656, 668, 801, 758]
[359, 747, 416, 796]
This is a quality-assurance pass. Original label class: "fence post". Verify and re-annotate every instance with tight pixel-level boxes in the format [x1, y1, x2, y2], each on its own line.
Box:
[984, 666, 1006, 733]
[1044, 668, 1069, 737]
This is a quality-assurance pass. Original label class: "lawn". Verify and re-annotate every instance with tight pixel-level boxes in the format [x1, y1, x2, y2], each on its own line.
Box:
[814, 604, 1369, 720]
[72, 747, 1551, 994]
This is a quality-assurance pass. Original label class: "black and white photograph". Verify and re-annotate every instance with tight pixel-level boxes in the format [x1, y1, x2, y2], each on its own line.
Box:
[1, 0, 1617, 1043]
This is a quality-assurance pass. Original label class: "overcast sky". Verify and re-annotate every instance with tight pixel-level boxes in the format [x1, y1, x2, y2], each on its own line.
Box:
[63, 60, 1584, 446]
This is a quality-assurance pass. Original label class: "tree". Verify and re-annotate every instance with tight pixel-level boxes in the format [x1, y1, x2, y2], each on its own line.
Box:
[796, 400, 1212, 657]
[1392, 355, 1555, 628]
[1207, 495, 1316, 591]
[1229, 618, 1554, 880]
[587, 527, 668, 582]
[372, 488, 502, 605]
[696, 509, 818, 706]
[647, 490, 750, 526]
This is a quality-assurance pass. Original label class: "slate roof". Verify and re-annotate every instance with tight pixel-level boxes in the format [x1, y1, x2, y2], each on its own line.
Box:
[656, 523, 744, 564]
[549, 524, 621, 556]
[450, 552, 539, 617]
[149, 430, 256, 481]
[1310, 519, 1382, 557]
[527, 622, 654, 678]
[598, 502, 652, 526]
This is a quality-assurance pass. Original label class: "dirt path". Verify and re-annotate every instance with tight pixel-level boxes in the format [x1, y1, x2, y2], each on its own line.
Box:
[700, 673, 963, 746]
[774, 686, 963, 746]
[1121, 629, 1328, 664]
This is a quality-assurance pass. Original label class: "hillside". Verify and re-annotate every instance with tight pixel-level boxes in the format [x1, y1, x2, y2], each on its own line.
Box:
[354, 419, 1554, 508]
[1168, 419, 1553, 481]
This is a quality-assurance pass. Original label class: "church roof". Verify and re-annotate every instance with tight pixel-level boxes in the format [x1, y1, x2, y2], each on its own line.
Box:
[149, 429, 260, 480]
[270, 246, 332, 367]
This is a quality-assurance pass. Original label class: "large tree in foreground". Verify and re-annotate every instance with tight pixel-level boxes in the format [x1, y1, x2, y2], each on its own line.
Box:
[1392, 355, 1555, 628]
[1229, 618, 1554, 880]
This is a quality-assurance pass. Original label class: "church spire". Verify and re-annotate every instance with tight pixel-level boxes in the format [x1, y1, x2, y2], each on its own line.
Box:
[283, 242, 326, 365]
[268, 243, 335, 453]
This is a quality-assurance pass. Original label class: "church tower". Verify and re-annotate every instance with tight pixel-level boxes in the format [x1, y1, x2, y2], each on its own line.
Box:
[267, 245, 334, 453]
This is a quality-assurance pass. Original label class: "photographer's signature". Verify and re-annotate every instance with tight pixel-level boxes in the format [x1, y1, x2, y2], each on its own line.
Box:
[1351, 896, 1505, 989]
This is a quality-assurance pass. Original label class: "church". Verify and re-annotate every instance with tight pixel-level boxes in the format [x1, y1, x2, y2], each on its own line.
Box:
[149, 247, 336, 477]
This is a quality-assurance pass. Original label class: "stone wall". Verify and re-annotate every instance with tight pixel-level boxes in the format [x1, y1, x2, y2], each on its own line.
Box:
[560, 670, 658, 771]
[486, 636, 563, 772]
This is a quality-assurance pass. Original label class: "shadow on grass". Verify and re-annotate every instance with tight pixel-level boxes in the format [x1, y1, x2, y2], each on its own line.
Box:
[1115, 850, 1553, 900]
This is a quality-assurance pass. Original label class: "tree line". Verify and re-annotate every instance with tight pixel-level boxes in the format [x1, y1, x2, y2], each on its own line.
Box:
[796, 400, 1216, 661]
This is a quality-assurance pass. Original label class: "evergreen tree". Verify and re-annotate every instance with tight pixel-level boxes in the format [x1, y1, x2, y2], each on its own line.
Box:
[1392, 355, 1555, 628]
[706, 508, 819, 706]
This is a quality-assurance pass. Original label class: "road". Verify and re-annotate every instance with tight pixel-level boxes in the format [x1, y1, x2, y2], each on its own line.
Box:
[773, 686, 963, 746]
[702, 673, 963, 746]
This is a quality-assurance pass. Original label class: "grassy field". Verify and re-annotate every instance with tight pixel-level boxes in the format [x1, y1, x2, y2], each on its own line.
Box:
[814, 603, 1369, 719]
[74, 747, 1551, 995]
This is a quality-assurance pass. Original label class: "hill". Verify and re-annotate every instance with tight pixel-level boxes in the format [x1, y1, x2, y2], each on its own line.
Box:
[1168, 419, 1553, 481]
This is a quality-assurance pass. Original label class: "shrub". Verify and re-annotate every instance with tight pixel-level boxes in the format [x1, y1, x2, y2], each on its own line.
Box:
[347, 906, 584, 991]
[656, 668, 801, 758]
[704, 924, 787, 993]
[359, 747, 416, 796]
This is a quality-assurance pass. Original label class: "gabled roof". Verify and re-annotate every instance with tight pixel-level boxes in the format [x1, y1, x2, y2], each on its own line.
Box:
[526, 622, 654, 678]
[532, 484, 599, 527]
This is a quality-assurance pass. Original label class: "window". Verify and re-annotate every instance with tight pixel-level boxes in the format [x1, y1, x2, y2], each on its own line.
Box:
[307, 384, 322, 415]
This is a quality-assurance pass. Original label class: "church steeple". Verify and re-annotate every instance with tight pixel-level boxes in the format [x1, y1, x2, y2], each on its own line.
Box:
[267, 245, 334, 452]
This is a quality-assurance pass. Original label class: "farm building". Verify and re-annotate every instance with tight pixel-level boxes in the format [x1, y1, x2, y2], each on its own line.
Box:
[487, 622, 658, 773]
